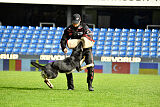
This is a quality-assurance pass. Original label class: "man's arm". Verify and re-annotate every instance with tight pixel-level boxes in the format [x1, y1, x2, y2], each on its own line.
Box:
[82, 23, 93, 40]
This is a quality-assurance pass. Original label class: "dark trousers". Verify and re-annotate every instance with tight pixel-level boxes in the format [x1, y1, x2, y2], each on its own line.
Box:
[66, 48, 94, 89]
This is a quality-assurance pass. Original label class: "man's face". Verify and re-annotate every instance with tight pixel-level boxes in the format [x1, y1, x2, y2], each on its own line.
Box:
[72, 21, 80, 27]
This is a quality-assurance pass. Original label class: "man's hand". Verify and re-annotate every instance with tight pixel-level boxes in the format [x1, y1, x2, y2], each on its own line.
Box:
[63, 48, 68, 53]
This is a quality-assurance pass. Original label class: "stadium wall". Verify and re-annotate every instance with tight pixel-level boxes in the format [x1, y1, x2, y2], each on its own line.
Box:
[0, 59, 160, 75]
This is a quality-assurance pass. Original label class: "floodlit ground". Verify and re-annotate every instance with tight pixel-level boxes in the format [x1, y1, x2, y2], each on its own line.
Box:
[0, 71, 160, 107]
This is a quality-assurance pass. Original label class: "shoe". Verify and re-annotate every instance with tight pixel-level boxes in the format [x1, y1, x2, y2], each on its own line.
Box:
[67, 88, 74, 90]
[88, 87, 94, 91]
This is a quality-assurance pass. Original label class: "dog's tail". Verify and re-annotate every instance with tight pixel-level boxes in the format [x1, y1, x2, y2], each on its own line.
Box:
[31, 62, 46, 71]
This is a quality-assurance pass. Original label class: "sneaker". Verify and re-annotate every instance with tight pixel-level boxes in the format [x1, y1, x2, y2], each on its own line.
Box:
[67, 88, 74, 90]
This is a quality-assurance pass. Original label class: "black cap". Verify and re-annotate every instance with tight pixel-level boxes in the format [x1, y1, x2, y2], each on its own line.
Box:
[72, 14, 81, 24]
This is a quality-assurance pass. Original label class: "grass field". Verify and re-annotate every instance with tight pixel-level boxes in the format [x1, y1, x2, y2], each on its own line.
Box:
[0, 71, 160, 107]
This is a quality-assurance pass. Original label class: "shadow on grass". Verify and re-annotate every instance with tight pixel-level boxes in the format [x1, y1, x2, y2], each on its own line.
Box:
[0, 86, 67, 91]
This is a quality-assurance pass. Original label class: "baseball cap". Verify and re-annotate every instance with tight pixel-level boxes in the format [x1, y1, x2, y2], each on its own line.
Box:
[72, 14, 81, 24]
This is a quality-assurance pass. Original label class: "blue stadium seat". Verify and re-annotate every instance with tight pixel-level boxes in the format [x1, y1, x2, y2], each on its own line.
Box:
[57, 27, 64, 31]
[27, 48, 36, 55]
[134, 51, 141, 57]
[112, 41, 119, 46]
[99, 32, 106, 36]
[11, 29, 19, 34]
[55, 31, 63, 36]
[53, 40, 60, 44]
[122, 29, 129, 33]
[93, 28, 100, 32]
[112, 46, 119, 51]
[42, 27, 50, 31]
[105, 41, 112, 46]
[10, 34, 18, 38]
[150, 42, 157, 47]
[95, 50, 103, 56]
[16, 39, 24, 43]
[37, 44, 44, 48]
[142, 52, 149, 57]
[7, 43, 14, 48]
[151, 33, 158, 38]
[21, 26, 28, 30]
[35, 49, 43, 55]
[113, 33, 120, 37]
[13, 26, 21, 30]
[20, 48, 28, 55]
[0, 43, 7, 47]
[103, 51, 111, 56]
[26, 30, 34, 34]
[25, 34, 33, 39]
[111, 51, 119, 56]
[6, 26, 13, 29]
[119, 46, 127, 51]
[143, 37, 150, 42]
[142, 47, 149, 51]
[8, 38, 16, 43]
[121, 33, 128, 37]
[150, 52, 157, 58]
[120, 41, 127, 46]
[107, 28, 114, 32]
[38, 39, 46, 44]
[44, 44, 52, 49]
[127, 42, 134, 46]
[137, 29, 144, 33]
[128, 33, 136, 37]
[18, 34, 25, 38]
[53, 44, 60, 49]
[106, 36, 113, 41]
[39, 34, 47, 39]
[93, 36, 98, 41]
[129, 29, 136, 33]
[50, 27, 57, 31]
[14, 43, 22, 48]
[13, 48, 20, 54]
[106, 32, 113, 36]
[135, 47, 141, 51]
[54, 35, 62, 40]
[31, 39, 38, 44]
[92, 45, 96, 50]
[30, 44, 37, 48]
[127, 46, 134, 51]
[97, 41, 104, 45]
[97, 45, 104, 50]
[47, 35, 54, 39]
[135, 37, 142, 42]
[51, 49, 58, 55]
[100, 28, 107, 32]
[93, 32, 99, 36]
[115, 28, 122, 32]
[0, 48, 5, 53]
[23, 39, 31, 44]
[113, 36, 120, 41]
[28, 26, 35, 30]
[5, 48, 13, 54]
[0, 29, 4, 33]
[22, 44, 29, 48]
[98, 36, 105, 41]
[36, 26, 42, 30]
[135, 42, 142, 47]
[41, 31, 48, 35]
[43, 49, 51, 55]
[143, 33, 150, 37]
[46, 39, 53, 44]
[119, 51, 126, 57]
[32, 34, 39, 39]
[104, 46, 111, 51]
[4, 29, 11, 34]
[3, 34, 10, 38]
[128, 37, 135, 42]
[126, 51, 134, 57]
[1, 38, 9, 42]
[19, 30, 26, 34]
[48, 31, 55, 35]
[144, 29, 151, 33]
[152, 29, 159, 33]
[150, 47, 157, 52]
[121, 37, 127, 41]
[136, 33, 143, 37]
[142, 42, 149, 47]
[34, 30, 41, 34]
[0, 26, 6, 29]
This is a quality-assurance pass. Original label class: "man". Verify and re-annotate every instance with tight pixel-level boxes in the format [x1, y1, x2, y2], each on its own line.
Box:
[60, 13, 94, 91]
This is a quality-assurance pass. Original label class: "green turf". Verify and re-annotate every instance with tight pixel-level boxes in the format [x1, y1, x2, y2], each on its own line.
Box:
[0, 71, 160, 107]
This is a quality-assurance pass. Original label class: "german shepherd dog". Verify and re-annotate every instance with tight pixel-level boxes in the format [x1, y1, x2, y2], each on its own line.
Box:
[31, 42, 83, 88]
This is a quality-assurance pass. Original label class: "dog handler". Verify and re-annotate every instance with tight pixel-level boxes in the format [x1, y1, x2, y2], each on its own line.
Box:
[60, 13, 94, 91]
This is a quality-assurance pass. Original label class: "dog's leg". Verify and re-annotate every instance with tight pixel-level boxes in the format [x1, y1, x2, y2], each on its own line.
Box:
[44, 78, 53, 89]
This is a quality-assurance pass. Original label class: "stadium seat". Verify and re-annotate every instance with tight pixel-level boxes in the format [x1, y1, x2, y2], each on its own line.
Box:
[151, 33, 158, 38]
[111, 51, 119, 56]
[28, 26, 36, 30]
[54, 35, 62, 40]
[112, 46, 119, 51]
[31, 39, 38, 44]
[55, 31, 63, 36]
[0, 34, 2, 38]
[48, 31, 55, 35]
[150, 52, 157, 58]
[13, 48, 20, 54]
[30, 44, 37, 48]
[103, 51, 111, 56]
[4, 29, 11, 34]
[100, 28, 107, 32]
[136, 33, 143, 37]
[113, 33, 120, 37]
[38, 39, 46, 44]
[3, 34, 10, 38]
[34, 30, 41, 34]
[32, 34, 39, 39]
[106, 36, 113, 41]
[26, 30, 34, 34]
[16, 39, 24, 43]
[134, 51, 141, 57]
[11, 29, 19, 34]
[93, 28, 100, 32]
[0, 29, 4, 33]
[46, 39, 53, 44]
[95, 50, 103, 56]
[20, 48, 28, 55]
[126, 51, 134, 57]
[39, 34, 47, 39]
[143, 37, 150, 42]
[14, 43, 22, 48]
[22, 44, 29, 48]
[9, 38, 17, 43]
[106, 32, 113, 36]
[19, 30, 26, 34]
[143, 33, 150, 37]
[150, 42, 157, 47]
[121, 37, 127, 41]
[120, 41, 127, 46]
[135, 42, 142, 47]
[113, 36, 120, 41]
[137, 29, 144, 33]
[7, 43, 14, 48]
[127, 42, 134, 46]
[135, 37, 142, 42]
[142, 42, 149, 47]
[99, 32, 106, 36]
[0, 48, 5, 53]
[93, 36, 98, 41]
[93, 32, 99, 36]
[41, 31, 48, 35]
[112, 41, 119, 46]
[144, 29, 151, 33]
[128, 33, 136, 37]
[142, 52, 149, 57]
[42, 27, 50, 31]
[36, 26, 42, 30]
[6, 26, 13, 29]
[18, 34, 25, 38]
[0, 26, 6, 29]
[128, 37, 135, 42]
[57, 27, 64, 31]
[5, 48, 13, 54]
[119, 51, 126, 57]
[98, 36, 105, 41]
[97, 45, 104, 50]
[48, 35, 54, 39]
[35, 49, 43, 55]
[119, 46, 127, 51]
[53, 40, 60, 44]
[21, 26, 28, 30]
[58, 49, 64, 55]
[50, 27, 57, 31]
[107, 28, 114, 32]
[152, 29, 159, 33]
[37, 44, 44, 49]
[44, 44, 52, 49]
[53, 44, 60, 49]
[1, 38, 9, 43]
[92, 45, 96, 50]
[43, 49, 51, 55]
[104, 46, 111, 51]
[121, 33, 128, 37]
[127, 46, 134, 51]
[51, 49, 58, 55]
[150, 47, 157, 52]
[27, 48, 36, 55]
[23, 39, 31, 44]
[89, 28, 93, 31]
[115, 28, 122, 32]
[97, 41, 105, 45]
[10, 34, 18, 38]
[0, 43, 7, 47]
[129, 29, 136, 33]
[142, 47, 149, 51]
[135, 47, 142, 51]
